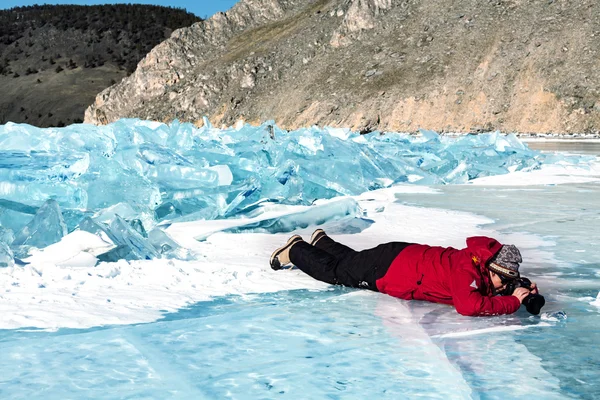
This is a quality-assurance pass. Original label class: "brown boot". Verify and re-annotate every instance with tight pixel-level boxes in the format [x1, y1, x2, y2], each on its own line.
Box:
[270, 235, 303, 270]
[309, 229, 327, 246]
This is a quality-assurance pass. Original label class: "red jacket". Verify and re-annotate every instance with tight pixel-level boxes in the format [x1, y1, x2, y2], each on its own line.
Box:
[375, 236, 521, 316]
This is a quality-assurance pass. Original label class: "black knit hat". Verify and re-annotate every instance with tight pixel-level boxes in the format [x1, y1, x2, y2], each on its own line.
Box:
[488, 245, 521, 279]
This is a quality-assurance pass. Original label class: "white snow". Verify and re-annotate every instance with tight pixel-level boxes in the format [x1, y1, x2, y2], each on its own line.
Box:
[22, 230, 114, 267]
[591, 292, 600, 308]
[469, 161, 600, 186]
[297, 135, 324, 152]
[430, 323, 552, 338]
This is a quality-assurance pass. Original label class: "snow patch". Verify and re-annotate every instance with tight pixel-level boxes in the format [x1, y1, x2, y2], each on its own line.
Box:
[591, 292, 600, 308]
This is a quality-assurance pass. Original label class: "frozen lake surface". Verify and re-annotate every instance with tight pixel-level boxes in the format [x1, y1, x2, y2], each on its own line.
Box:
[1, 122, 599, 399]
[526, 140, 600, 156]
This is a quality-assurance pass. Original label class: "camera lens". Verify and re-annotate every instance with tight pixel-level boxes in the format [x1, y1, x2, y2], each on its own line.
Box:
[523, 293, 546, 315]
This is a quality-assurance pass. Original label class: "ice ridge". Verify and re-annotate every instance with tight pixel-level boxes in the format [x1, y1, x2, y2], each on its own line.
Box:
[0, 119, 593, 263]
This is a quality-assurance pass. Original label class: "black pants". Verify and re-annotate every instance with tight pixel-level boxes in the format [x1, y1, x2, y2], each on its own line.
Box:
[289, 236, 411, 291]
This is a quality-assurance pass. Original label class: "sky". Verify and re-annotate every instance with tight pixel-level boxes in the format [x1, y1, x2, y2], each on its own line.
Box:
[0, 0, 240, 19]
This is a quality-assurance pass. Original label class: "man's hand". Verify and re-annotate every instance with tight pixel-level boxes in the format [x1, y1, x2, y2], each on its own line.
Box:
[513, 287, 530, 303]
[529, 281, 539, 294]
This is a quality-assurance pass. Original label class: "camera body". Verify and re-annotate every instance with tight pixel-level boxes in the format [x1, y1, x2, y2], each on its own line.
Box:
[503, 276, 533, 294]
[501, 277, 546, 315]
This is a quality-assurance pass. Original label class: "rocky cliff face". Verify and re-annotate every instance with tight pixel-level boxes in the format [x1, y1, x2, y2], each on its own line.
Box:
[85, 0, 600, 134]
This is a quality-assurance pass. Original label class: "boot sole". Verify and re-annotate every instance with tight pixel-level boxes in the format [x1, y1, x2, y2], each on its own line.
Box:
[270, 235, 302, 270]
[310, 229, 326, 246]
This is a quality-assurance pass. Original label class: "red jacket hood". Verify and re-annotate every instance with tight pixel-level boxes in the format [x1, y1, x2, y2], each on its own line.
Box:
[466, 236, 504, 270]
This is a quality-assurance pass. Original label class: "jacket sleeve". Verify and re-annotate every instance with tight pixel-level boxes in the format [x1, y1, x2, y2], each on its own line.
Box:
[450, 267, 521, 316]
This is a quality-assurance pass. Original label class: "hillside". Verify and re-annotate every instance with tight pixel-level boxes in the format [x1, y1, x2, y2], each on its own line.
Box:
[85, 0, 600, 134]
[0, 4, 201, 127]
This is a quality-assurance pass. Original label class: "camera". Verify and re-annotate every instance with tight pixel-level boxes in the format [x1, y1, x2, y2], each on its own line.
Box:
[501, 277, 545, 315]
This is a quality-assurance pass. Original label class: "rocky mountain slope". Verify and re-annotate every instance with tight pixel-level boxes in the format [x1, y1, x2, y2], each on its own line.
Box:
[86, 0, 600, 134]
[0, 5, 200, 127]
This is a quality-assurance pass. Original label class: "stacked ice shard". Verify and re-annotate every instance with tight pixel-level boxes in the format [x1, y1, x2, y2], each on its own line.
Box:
[0, 225, 14, 267]
[0, 119, 593, 264]
[221, 198, 365, 235]
[11, 199, 67, 258]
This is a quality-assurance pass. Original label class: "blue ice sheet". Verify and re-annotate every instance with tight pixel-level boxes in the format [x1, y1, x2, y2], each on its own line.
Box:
[1, 178, 599, 399]
[0, 289, 558, 399]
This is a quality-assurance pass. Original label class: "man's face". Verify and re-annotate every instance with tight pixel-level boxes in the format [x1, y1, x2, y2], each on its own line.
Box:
[490, 272, 508, 293]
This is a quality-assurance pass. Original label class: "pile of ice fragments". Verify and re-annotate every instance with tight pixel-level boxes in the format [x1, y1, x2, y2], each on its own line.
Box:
[0, 118, 591, 266]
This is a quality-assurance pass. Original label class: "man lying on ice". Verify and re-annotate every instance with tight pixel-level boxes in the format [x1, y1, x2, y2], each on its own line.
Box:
[270, 230, 542, 316]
